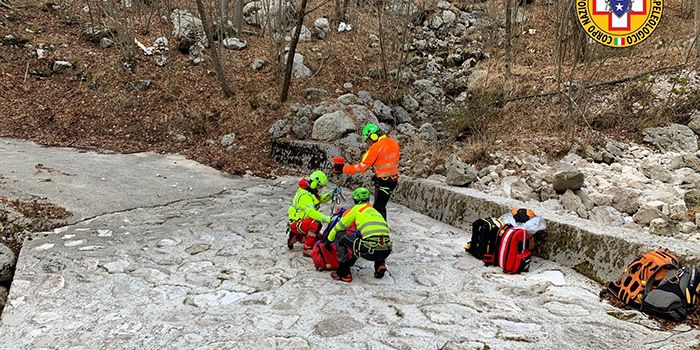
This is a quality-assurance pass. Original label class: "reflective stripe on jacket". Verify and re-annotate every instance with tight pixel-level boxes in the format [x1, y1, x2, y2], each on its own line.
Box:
[328, 203, 390, 242]
[287, 187, 330, 223]
[343, 136, 400, 178]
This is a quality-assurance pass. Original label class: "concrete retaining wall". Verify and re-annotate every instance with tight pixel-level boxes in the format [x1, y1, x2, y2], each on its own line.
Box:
[271, 139, 700, 283]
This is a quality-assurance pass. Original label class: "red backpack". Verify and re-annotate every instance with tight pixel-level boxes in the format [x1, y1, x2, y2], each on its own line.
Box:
[496, 225, 532, 274]
[311, 208, 354, 271]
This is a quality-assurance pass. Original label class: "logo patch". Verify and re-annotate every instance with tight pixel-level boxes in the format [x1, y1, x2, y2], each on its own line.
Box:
[576, 0, 663, 48]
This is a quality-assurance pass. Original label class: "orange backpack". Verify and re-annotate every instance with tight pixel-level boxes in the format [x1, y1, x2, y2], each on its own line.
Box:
[608, 249, 681, 306]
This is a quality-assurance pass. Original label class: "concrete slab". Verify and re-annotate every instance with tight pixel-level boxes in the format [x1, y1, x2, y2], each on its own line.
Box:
[0, 140, 697, 349]
[0, 138, 234, 224]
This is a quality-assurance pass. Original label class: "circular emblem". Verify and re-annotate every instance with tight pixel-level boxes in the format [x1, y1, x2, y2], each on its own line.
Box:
[576, 0, 663, 48]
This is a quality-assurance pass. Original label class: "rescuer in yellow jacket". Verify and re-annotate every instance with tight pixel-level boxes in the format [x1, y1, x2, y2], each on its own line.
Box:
[287, 170, 334, 256]
[327, 187, 392, 282]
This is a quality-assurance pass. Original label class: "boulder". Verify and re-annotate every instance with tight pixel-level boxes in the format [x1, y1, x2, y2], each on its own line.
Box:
[243, 0, 295, 30]
[687, 111, 700, 135]
[292, 117, 312, 139]
[357, 91, 373, 105]
[607, 187, 640, 215]
[509, 180, 539, 202]
[547, 162, 584, 193]
[649, 218, 673, 236]
[684, 189, 700, 208]
[396, 123, 417, 136]
[372, 100, 393, 122]
[170, 9, 202, 49]
[669, 154, 700, 172]
[293, 25, 312, 42]
[393, 106, 412, 124]
[419, 123, 438, 143]
[302, 88, 327, 101]
[338, 93, 357, 105]
[282, 52, 312, 78]
[222, 38, 247, 50]
[401, 95, 420, 112]
[642, 123, 698, 153]
[640, 162, 673, 183]
[52, 60, 73, 73]
[348, 105, 379, 127]
[314, 18, 330, 35]
[574, 189, 595, 210]
[311, 110, 355, 141]
[0, 244, 16, 282]
[269, 118, 291, 139]
[589, 206, 624, 227]
[560, 190, 587, 218]
[445, 154, 478, 186]
[632, 207, 666, 226]
[221, 133, 236, 147]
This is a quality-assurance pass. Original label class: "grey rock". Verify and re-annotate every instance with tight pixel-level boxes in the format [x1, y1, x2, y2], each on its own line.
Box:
[204, 139, 215, 147]
[669, 154, 700, 172]
[574, 189, 595, 210]
[442, 10, 457, 24]
[372, 100, 393, 122]
[633, 207, 666, 226]
[311, 110, 355, 141]
[314, 18, 330, 33]
[302, 88, 327, 101]
[688, 111, 700, 135]
[283, 52, 312, 78]
[445, 154, 478, 186]
[269, 118, 291, 139]
[293, 25, 312, 42]
[426, 60, 441, 76]
[539, 186, 558, 201]
[548, 162, 584, 193]
[561, 190, 587, 218]
[540, 199, 564, 212]
[678, 222, 697, 234]
[223, 38, 247, 50]
[243, 0, 295, 29]
[685, 189, 700, 208]
[0, 285, 7, 308]
[367, 67, 381, 79]
[357, 91, 372, 105]
[349, 105, 379, 126]
[510, 180, 539, 202]
[0, 244, 16, 282]
[649, 218, 673, 236]
[313, 101, 341, 116]
[343, 82, 353, 90]
[153, 36, 169, 52]
[292, 117, 312, 140]
[402, 95, 420, 112]
[431, 15, 444, 29]
[314, 317, 363, 337]
[640, 162, 673, 183]
[251, 59, 266, 70]
[413, 79, 441, 97]
[156, 56, 169, 67]
[337, 93, 357, 105]
[608, 187, 640, 215]
[393, 106, 412, 124]
[99, 37, 114, 48]
[170, 9, 202, 47]
[446, 53, 465, 67]
[419, 123, 438, 143]
[642, 124, 698, 153]
[427, 174, 446, 183]
[175, 134, 187, 142]
[589, 206, 624, 227]
[52, 60, 73, 73]
[221, 133, 236, 147]
[396, 123, 417, 136]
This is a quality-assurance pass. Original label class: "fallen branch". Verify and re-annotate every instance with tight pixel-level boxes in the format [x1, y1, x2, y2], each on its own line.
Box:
[491, 64, 686, 107]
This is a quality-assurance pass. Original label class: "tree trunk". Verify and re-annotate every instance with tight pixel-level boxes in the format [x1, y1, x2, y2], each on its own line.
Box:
[280, 0, 308, 102]
[196, 0, 235, 97]
[505, 0, 513, 79]
[233, 0, 244, 34]
[221, 0, 230, 35]
[696, 0, 700, 55]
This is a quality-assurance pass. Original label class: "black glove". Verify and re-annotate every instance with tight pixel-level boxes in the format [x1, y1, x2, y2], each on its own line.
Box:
[333, 162, 343, 175]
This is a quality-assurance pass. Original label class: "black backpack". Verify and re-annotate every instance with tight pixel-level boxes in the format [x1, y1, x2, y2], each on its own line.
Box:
[465, 217, 503, 262]
[641, 265, 700, 321]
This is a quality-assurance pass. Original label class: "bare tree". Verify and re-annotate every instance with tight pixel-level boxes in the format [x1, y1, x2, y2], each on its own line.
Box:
[280, 0, 309, 101]
[196, 0, 235, 97]
[505, 0, 513, 79]
[233, 0, 244, 33]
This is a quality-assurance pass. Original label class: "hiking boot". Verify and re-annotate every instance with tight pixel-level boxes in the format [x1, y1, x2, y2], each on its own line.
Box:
[374, 263, 387, 279]
[287, 232, 296, 250]
[331, 271, 352, 283]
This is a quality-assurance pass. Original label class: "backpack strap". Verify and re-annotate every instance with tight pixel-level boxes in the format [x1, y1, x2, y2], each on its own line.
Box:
[643, 263, 681, 296]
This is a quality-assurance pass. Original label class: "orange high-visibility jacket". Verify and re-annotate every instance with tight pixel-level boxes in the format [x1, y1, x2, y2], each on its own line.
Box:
[343, 135, 400, 178]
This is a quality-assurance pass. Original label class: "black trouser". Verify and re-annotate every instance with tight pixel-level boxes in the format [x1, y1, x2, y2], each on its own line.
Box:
[336, 231, 391, 277]
[372, 176, 398, 221]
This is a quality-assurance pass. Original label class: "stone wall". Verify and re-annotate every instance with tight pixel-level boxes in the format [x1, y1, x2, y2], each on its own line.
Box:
[271, 139, 700, 283]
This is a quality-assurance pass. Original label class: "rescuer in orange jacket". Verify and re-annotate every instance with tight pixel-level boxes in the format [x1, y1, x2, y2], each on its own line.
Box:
[332, 123, 400, 220]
